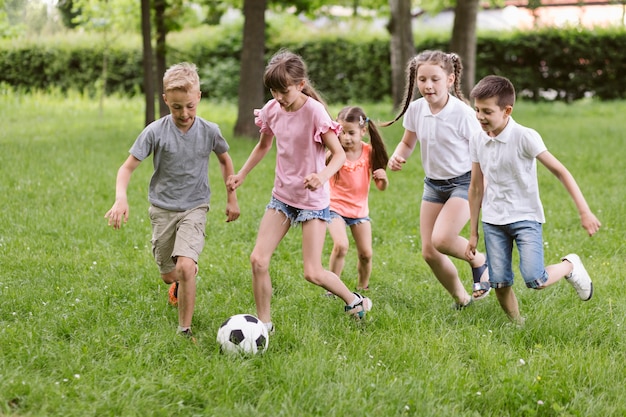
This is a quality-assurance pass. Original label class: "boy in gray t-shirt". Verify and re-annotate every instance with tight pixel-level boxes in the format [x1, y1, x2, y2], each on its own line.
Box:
[465, 75, 601, 325]
[105, 62, 240, 339]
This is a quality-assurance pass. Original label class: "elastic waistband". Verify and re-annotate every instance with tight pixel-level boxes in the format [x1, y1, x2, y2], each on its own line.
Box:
[426, 171, 471, 186]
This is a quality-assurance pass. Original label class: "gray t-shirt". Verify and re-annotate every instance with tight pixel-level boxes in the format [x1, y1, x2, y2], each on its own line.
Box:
[130, 115, 230, 211]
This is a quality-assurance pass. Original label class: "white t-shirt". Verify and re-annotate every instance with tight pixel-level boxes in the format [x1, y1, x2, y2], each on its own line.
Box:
[469, 117, 547, 225]
[402, 95, 481, 180]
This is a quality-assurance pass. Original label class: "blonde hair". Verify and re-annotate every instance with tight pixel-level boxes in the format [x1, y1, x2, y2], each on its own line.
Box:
[163, 62, 200, 93]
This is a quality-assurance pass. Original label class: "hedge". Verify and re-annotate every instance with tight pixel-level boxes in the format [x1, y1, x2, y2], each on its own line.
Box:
[1, 27, 625, 103]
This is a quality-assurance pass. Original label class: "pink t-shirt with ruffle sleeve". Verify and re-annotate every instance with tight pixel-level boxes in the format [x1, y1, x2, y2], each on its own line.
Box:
[329, 142, 372, 218]
[255, 97, 341, 210]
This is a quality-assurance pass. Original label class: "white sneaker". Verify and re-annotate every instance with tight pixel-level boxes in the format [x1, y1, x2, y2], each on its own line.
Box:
[562, 254, 593, 301]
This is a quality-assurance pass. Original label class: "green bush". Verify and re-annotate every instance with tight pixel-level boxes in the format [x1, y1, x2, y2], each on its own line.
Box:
[2, 26, 626, 102]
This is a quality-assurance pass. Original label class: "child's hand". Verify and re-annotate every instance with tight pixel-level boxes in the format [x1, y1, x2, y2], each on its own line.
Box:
[465, 235, 478, 261]
[388, 155, 406, 171]
[104, 199, 129, 230]
[227, 174, 244, 191]
[303, 173, 323, 190]
[225, 201, 240, 222]
[581, 212, 601, 236]
[373, 168, 388, 181]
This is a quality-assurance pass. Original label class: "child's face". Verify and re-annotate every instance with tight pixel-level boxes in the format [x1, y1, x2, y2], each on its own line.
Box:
[338, 120, 366, 151]
[417, 64, 454, 108]
[163, 89, 201, 132]
[473, 96, 512, 137]
[270, 80, 306, 112]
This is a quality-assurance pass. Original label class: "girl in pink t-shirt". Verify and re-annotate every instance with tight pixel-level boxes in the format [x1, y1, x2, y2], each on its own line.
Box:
[227, 51, 373, 333]
[326, 106, 389, 293]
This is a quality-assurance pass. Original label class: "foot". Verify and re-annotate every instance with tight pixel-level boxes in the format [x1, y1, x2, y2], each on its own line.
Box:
[452, 296, 473, 310]
[177, 327, 197, 343]
[471, 263, 491, 300]
[344, 292, 372, 320]
[562, 254, 593, 301]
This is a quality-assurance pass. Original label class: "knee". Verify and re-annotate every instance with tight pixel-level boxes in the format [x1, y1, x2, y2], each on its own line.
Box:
[357, 250, 372, 264]
[303, 266, 324, 285]
[332, 242, 349, 258]
[431, 234, 451, 254]
[250, 252, 270, 274]
[421, 247, 438, 264]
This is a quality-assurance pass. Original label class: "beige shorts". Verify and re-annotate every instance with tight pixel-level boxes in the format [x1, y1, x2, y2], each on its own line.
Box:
[148, 204, 209, 274]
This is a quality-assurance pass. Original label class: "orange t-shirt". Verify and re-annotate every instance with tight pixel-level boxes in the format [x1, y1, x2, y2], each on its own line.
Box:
[329, 142, 372, 218]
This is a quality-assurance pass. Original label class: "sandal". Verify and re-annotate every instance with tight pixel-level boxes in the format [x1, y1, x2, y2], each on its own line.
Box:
[472, 263, 491, 300]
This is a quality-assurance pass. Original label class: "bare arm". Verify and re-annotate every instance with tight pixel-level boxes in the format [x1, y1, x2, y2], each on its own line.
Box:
[227, 132, 274, 191]
[216, 151, 240, 222]
[537, 150, 601, 236]
[303, 130, 346, 190]
[466, 162, 485, 260]
[388, 129, 418, 171]
[104, 155, 141, 229]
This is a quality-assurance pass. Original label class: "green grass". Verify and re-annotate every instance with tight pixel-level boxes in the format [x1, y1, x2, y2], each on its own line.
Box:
[0, 89, 625, 416]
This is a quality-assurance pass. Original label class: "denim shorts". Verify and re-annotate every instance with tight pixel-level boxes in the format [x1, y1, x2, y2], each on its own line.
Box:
[482, 220, 549, 289]
[330, 210, 371, 226]
[266, 196, 330, 226]
[422, 171, 471, 204]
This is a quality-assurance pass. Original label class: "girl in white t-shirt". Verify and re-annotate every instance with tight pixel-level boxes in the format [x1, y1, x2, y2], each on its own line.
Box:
[383, 50, 490, 309]
[227, 50, 372, 333]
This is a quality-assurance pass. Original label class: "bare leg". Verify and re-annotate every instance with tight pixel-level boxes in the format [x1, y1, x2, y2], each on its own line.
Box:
[494, 286, 522, 323]
[302, 219, 356, 305]
[538, 260, 574, 288]
[161, 256, 197, 328]
[350, 222, 373, 290]
[249, 209, 290, 323]
[420, 200, 471, 305]
[327, 216, 349, 279]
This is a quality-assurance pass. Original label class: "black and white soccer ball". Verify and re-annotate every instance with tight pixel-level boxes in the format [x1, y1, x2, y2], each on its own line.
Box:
[216, 314, 269, 355]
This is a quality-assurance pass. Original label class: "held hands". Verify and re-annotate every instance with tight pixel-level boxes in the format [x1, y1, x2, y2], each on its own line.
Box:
[104, 199, 129, 230]
[581, 211, 601, 236]
[388, 155, 406, 171]
[227, 173, 244, 192]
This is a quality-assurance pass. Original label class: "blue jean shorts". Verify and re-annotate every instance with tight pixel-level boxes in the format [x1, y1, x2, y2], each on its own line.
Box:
[422, 171, 471, 204]
[330, 210, 370, 226]
[266, 196, 331, 226]
[482, 220, 549, 289]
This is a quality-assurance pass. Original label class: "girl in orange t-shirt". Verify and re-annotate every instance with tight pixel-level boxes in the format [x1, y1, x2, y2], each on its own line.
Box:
[327, 106, 389, 292]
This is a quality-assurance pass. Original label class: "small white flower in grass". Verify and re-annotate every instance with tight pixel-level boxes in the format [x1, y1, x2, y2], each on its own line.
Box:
[537, 400, 544, 406]
[93, 261, 97, 265]
[519, 358, 526, 365]
[476, 391, 482, 396]
[404, 405, 410, 411]
[63, 378, 68, 382]
[74, 374, 80, 379]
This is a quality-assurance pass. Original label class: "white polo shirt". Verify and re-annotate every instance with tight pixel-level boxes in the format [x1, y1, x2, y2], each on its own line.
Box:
[403, 95, 481, 180]
[470, 117, 547, 225]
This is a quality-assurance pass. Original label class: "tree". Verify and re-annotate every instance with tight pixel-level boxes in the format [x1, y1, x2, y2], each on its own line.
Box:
[449, 0, 479, 97]
[233, 0, 267, 138]
[141, 0, 155, 125]
[388, 0, 415, 110]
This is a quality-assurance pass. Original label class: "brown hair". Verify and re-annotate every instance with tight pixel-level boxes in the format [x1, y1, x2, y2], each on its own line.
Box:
[337, 106, 389, 172]
[382, 50, 466, 127]
[263, 49, 327, 108]
[470, 75, 516, 109]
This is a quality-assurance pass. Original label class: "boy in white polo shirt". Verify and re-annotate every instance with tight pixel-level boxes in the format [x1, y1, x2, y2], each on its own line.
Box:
[465, 75, 601, 324]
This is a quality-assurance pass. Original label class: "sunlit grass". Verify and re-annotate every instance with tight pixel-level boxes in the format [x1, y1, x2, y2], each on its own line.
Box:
[0, 90, 624, 416]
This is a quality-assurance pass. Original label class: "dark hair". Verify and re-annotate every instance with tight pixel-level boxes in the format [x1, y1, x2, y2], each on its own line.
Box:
[470, 75, 516, 109]
[263, 49, 327, 107]
[337, 106, 389, 172]
[382, 50, 466, 127]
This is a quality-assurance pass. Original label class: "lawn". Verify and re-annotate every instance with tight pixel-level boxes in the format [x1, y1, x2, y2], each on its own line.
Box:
[0, 89, 624, 416]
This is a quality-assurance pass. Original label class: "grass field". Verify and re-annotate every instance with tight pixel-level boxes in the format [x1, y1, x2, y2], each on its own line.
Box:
[0, 89, 624, 416]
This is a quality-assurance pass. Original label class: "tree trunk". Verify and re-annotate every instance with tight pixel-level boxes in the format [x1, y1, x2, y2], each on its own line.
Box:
[141, 0, 155, 126]
[234, 0, 267, 139]
[450, 0, 480, 99]
[154, 0, 168, 117]
[388, 0, 415, 110]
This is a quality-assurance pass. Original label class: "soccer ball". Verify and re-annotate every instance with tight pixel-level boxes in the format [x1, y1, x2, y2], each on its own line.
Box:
[216, 314, 269, 355]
